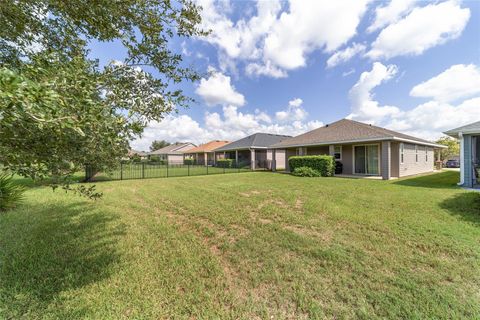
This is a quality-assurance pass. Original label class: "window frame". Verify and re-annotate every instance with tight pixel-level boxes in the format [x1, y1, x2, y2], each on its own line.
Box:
[334, 145, 342, 161]
[400, 143, 404, 164]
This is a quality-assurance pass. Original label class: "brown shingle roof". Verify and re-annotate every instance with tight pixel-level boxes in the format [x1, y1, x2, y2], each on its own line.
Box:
[184, 140, 230, 153]
[148, 142, 195, 155]
[271, 119, 443, 148]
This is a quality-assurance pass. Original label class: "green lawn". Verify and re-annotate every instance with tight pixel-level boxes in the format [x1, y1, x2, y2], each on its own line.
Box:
[1, 171, 479, 319]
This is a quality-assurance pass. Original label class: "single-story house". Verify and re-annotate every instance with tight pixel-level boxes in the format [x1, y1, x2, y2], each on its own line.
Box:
[444, 121, 480, 188]
[270, 119, 445, 180]
[183, 140, 230, 166]
[213, 133, 291, 169]
[127, 149, 148, 160]
[148, 142, 196, 164]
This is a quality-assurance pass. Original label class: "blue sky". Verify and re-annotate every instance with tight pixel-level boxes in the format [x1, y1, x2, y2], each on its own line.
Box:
[89, 0, 480, 151]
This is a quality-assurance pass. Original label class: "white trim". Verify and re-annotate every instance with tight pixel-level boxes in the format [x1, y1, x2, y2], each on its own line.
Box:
[272, 136, 445, 149]
[459, 132, 465, 185]
[352, 144, 381, 176]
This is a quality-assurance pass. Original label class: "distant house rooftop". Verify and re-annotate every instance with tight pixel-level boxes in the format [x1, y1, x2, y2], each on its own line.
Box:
[148, 142, 195, 155]
[185, 140, 230, 153]
[271, 119, 444, 148]
[444, 121, 480, 138]
[214, 133, 291, 152]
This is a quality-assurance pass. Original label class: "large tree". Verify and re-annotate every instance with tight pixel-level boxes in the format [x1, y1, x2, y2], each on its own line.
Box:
[150, 140, 171, 151]
[436, 136, 460, 161]
[0, 0, 207, 197]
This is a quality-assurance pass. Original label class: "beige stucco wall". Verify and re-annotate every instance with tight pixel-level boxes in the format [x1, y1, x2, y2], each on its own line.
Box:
[391, 142, 400, 178]
[306, 146, 329, 155]
[398, 143, 434, 177]
[167, 154, 184, 164]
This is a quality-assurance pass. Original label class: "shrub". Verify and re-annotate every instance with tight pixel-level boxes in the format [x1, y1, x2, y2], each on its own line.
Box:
[335, 161, 343, 174]
[0, 173, 25, 212]
[292, 166, 321, 177]
[184, 157, 195, 165]
[149, 155, 161, 162]
[288, 155, 335, 177]
[217, 159, 233, 168]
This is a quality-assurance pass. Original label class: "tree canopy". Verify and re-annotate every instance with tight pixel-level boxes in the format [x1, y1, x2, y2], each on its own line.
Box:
[0, 0, 207, 197]
[150, 140, 172, 151]
[436, 136, 460, 161]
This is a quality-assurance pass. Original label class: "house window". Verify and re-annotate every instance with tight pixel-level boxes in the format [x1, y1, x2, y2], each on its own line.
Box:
[334, 146, 342, 160]
[415, 145, 419, 162]
[400, 143, 404, 164]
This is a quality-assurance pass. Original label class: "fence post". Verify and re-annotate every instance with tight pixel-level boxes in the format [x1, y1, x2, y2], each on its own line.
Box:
[120, 162, 123, 180]
[223, 164, 225, 174]
[166, 163, 169, 178]
[188, 164, 190, 176]
[207, 164, 209, 175]
[142, 163, 145, 179]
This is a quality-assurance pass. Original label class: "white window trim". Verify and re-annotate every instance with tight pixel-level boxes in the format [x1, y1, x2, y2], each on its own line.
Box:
[400, 143, 404, 164]
[334, 145, 342, 161]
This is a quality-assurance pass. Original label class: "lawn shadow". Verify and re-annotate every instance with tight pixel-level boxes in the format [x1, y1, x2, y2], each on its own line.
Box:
[440, 192, 480, 226]
[0, 201, 125, 317]
[392, 171, 460, 189]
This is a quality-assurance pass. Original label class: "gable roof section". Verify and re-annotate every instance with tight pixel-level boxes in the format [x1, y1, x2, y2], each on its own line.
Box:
[271, 119, 444, 148]
[214, 133, 291, 151]
[148, 142, 195, 155]
[444, 121, 480, 137]
[184, 140, 230, 153]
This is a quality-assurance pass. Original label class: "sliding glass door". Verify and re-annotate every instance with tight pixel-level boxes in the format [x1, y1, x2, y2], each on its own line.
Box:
[354, 145, 380, 175]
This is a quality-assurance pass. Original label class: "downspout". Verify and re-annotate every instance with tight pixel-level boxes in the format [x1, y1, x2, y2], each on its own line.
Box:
[459, 132, 464, 186]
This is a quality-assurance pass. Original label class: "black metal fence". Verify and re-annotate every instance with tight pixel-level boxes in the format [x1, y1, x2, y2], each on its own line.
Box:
[85, 160, 271, 182]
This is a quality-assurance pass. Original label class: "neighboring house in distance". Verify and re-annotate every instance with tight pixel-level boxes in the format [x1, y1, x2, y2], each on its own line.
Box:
[444, 121, 480, 188]
[127, 150, 148, 160]
[183, 140, 230, 166]
[213, 133, 291, 170]
[270, 119, 445, 180]
[148, 142, 196, 164]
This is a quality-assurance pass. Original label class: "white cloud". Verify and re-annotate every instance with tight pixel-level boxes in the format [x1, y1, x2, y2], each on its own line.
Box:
[326, 43, 366, 68]
[130, 98, 323, 150]
[348, 63, 480, 140]
[197, 0, 372, 77]
[195, 68, 245, 106]
[245, 60, 287, 78]
[367, 0, 416, 33]
[348, 62, 401, 123]
[367, 1, 470, 60]
[342, 69, 356, 77]
[410, 64, 480, 103]
[276, 98, 307, 121]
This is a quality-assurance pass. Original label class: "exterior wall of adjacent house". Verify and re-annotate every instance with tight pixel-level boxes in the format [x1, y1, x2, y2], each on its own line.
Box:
[391, 142, 400, 178]
[398, 143, 434, 177]
[167, 154, 184, 164]
[305, 146, 329, 155]
[267, 149, 286, 170]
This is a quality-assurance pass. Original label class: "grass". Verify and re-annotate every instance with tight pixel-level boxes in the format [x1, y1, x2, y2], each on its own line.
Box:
[0, 171, 479, 319]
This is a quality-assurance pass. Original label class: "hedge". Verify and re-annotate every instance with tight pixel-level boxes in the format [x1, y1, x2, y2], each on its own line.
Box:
[288, 155, 335, 177]
[184, 158, 195, 165]
[292, 166, 321, 177]
[216, 159, 233, 168]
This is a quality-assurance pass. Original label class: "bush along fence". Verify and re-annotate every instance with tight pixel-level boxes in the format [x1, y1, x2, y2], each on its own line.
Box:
[85, 159, 270, 182]
[288, 155, 335, 177]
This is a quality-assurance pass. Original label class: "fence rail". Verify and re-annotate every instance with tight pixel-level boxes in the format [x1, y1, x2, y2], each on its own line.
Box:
[85, 160, 270, 182]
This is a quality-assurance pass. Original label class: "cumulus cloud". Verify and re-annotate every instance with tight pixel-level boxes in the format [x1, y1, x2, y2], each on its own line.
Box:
[195, 68, 245, 106]
[275, 98, 307, 122]
[367, 0, 416, 33]
[326, 43, 366, 68]
[197, 0, 371, 77]
[367, 1, 470, 59]
[130, 98, 323, 150]
[348, 62, 480, 140]
[348, 62, 401, 123]
[410, 64, 480, 103]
